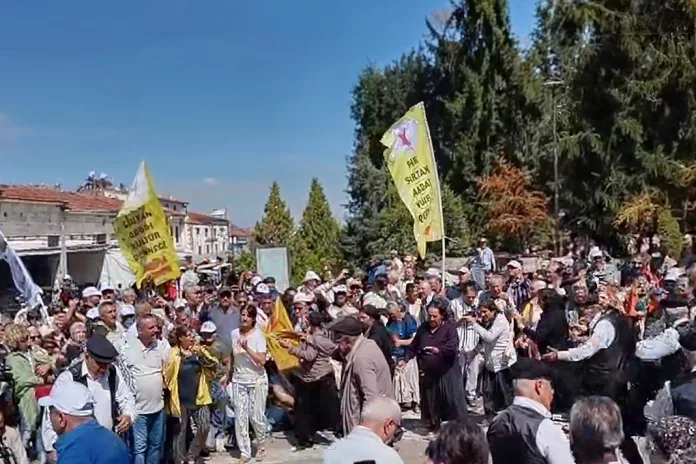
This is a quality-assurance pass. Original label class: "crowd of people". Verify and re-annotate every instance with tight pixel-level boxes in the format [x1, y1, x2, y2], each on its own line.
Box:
[0, 236, 695, 464]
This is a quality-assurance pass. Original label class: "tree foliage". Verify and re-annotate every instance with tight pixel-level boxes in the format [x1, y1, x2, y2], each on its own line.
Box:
[342, 0, 696, 256]
[477, 161, 552, 251]
[291, 178, 341, 283]
[253, 182, 294, 247]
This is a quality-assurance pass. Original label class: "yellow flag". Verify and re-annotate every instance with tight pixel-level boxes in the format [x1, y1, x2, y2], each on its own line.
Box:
[113, 162, 181, 287]
[381, 102, 444, 258]
[264, 298, 300, 371]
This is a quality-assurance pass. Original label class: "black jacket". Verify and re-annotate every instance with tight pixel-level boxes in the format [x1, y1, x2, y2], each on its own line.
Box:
[366, 322, 395, 374]
[523, 307, 569, 354]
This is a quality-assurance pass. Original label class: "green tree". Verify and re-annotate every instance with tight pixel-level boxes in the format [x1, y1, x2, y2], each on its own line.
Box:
[253, 182, 294, 247]
[291, 178, 341, 283]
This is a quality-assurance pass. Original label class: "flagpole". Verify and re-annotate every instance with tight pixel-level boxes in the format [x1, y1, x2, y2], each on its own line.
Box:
[419, 102, 446, 278]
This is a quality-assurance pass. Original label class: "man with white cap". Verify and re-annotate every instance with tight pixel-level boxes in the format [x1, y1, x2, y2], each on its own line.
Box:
[299, 270, 321, 299]
[477, 237, 496, 272]
[82, 286, 101, 311]
[39, 381, 130, 463]
[254, 283, 273, 330]
[293, 292, 313, 333]
[99, 283, 116, 303]
[506, 260, 531, 313]
[326, 285, 358, 320]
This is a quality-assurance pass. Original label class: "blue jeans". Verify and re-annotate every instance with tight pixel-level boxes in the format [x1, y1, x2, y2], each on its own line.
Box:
[132, 409, 165, 464]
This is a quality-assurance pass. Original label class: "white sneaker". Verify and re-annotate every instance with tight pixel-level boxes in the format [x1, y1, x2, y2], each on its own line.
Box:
[215, 437, 226, 453]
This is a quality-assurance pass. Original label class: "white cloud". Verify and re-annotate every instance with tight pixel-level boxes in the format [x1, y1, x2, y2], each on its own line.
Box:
[202, 177, 218, 186]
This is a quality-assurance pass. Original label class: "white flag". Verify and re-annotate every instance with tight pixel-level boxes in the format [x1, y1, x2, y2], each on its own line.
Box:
[0, 229, 44, 309]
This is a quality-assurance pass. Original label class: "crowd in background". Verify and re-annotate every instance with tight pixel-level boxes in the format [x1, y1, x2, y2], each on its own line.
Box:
[0, 234, 695, 464]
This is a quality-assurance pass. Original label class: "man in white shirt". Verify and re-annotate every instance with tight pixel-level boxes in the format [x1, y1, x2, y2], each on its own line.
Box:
[122, 315, 168, 464]
[324, 396, 404, 464]
[42, 334, 136, 461]
[488, 358, 574, 464]
[450, 281, 481, 403]
[464, 299, 516, 414]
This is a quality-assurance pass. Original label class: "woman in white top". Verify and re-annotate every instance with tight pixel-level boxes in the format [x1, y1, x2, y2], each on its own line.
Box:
[225, 305, 268, 463]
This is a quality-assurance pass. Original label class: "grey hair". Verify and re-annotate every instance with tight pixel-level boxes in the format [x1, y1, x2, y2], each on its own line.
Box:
[120, 288, 136, 299]
[570, 396, 624, 464]
[69, 321, 85, 337]
[360, 396, 401, 424]
[98, 301, 115, 316]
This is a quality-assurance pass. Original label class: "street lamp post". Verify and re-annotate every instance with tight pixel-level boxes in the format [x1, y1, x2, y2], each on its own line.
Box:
[544, 79, 564, 255]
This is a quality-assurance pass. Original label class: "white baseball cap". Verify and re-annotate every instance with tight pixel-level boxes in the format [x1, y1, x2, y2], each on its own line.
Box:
[99, 283, 115, 293]
[120, 304, 135, 317]
[333, 285, 348, 294]
[82, 286, 101, 299]
[39, 381, 95, 417]
[293, 292, 313, 304]
[255, 283, 270, 295]
[507, 260, 522, 270]
[86, 307, 100, 320]
[250, 276, 263, 287]
[200, 321, 217, 334]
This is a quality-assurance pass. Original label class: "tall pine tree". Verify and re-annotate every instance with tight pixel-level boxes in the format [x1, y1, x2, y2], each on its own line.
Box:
[253, 182, 294, 247]
[292, 178, 340, 283]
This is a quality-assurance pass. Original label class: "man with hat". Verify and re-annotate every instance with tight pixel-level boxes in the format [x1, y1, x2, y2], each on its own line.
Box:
[254, 283, 273, 330]
[41, 334, 136, 460]
[326, 285, 358, 320]
[82, 286, 101, 311]
[39, 380, 130, 463]
[477, 237, 496, 272]
[99, 283, 116, 303]
[329, 316, 393, 434]
[487, 358, 574, 464]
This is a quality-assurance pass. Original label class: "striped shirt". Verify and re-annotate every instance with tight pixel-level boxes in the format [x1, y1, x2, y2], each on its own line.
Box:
[449, 297, 480, 352]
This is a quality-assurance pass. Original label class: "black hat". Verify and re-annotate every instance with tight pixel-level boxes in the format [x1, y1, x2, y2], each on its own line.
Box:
[86, 334, 118, 364]
[263, 276, 276, 284]
[510, 358, 553, 381]
[328, 315, 364, 336]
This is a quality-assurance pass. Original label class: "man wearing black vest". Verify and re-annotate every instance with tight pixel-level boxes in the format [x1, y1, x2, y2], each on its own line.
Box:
[543, 303, 642, 464]
[487, 358, 574, 464]
[41, 334, 136, 463]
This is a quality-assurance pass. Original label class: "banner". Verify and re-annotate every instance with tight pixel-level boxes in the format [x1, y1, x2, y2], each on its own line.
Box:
[0, 229, 47, 319]
[264, 298, 300, 371]
[113, 162, 181, 287]
[381, 102, 444, 258]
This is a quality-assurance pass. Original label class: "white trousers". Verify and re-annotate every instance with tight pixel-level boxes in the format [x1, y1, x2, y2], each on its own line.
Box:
[231, 375, 269, 459]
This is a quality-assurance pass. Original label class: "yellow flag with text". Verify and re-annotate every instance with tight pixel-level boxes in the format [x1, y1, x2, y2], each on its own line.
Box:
[381, 102, 444, 258]
[113, 162, 181, 287]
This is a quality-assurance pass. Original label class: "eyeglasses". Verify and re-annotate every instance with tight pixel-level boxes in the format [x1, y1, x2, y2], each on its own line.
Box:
[393, 422, 405, 442]
[29, 335, 42, 340]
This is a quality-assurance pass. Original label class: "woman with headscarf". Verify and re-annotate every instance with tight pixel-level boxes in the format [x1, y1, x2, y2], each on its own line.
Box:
[403, 297, 468, 432]
[386, 301, 419, 411]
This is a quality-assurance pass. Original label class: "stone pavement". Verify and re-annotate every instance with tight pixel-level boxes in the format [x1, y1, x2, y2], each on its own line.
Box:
[206, 410, 449, 464]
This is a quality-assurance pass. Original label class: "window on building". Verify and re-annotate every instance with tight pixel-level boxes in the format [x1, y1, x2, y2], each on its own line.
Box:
[195, 227, 200, 235]
[198, 246, 202, 255]
[175, 226, 180, 242]
[206, 245, 210, 254]
[170, 226, 173, 238]
[205, 229, 208, 237]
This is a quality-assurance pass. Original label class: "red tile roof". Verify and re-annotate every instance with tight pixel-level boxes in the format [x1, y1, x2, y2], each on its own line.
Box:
[187, 211, 229, 226]
[158, 195, 188, 205]
[229, 225, 253, 238]
[0, 185, 185, 216]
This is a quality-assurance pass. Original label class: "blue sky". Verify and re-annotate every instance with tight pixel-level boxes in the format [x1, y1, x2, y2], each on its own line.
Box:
[0, 1, 536, 226]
